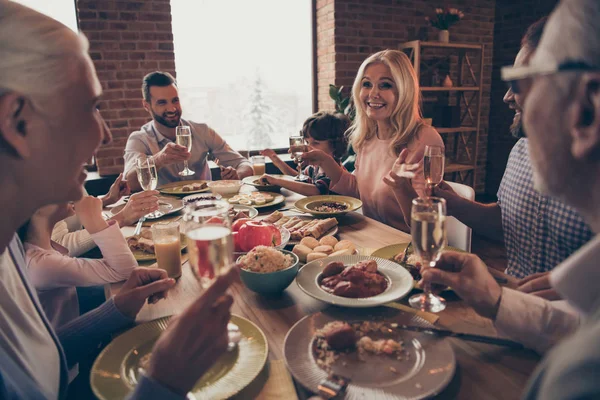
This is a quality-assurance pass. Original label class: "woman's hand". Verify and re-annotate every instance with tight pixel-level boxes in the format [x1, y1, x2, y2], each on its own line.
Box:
[74, 195, 108, 234]
[102, 173, 130, 207]
[116, 190, 160, 226]
[383, 149, 419, 196]
[260, 174, 279, 185]
[113, 267, 176, 319]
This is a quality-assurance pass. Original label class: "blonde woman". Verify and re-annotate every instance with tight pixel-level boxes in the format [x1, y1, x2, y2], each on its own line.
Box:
[302, 50, 443, 231]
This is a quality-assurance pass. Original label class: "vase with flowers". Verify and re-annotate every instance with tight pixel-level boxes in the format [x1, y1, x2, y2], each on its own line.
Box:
[425, 7, 465, 43]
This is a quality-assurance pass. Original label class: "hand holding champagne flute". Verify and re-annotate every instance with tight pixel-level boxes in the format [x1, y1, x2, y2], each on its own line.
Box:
[176, 125, 195, 176]
[289, 134, 309, 181]
[136, 156, 164, 218]
[408, 197, 447, 313]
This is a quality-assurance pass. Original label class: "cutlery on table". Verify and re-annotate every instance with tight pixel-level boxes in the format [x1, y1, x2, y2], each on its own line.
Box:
[399, 325, 524, 349]
[316, 373, 350, 399]
[133, 217, 146, 236]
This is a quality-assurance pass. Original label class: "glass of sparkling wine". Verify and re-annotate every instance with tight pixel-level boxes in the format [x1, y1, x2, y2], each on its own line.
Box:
[424, 145, 445, 193]
[183, 199, 240, 347]
[136, 156, 164, 218]
[408, 197, 448, 313]
[289, 134, 309, 181]
[176, 125, 195, 176]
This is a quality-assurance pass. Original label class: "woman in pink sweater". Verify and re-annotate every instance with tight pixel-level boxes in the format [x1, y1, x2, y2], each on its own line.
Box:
[21, 196, 137, 329]
[302, 50, 443, 231]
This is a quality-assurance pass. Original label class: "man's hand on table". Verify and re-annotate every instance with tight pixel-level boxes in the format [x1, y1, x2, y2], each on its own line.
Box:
[154, 143, 190, 169]
[147, 266, 239, 396]
[420, 251, 503, 320]
[112, 190, 159, 226]
[114, 267, 176, 319]
[517, 272, 561, 300]
[220, 166, 239, 180]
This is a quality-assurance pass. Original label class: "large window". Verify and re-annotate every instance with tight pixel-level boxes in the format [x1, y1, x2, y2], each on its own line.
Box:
[171, 0, 314, 151]
[13, 0, 78, 32]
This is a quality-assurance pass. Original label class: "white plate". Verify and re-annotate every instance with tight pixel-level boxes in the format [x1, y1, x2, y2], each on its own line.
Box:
[109, 196, 183, 220]
[296, 255, 414, 308]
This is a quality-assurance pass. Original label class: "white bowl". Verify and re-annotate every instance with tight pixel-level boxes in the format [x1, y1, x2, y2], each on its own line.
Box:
[207, 180, 243, 196]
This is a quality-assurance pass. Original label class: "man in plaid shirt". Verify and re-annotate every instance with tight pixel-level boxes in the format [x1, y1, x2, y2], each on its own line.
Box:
[434, 17, 593, 289]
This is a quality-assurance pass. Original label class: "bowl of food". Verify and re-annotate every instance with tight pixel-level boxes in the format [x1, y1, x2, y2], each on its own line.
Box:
[207, 180, 243, 196]
[237, 247, 300, 295]
[295, 195, 363, 217]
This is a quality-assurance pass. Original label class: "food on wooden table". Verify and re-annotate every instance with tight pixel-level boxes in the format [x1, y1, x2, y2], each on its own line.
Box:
[183, 194, 219, 204]
[311, 201, 348, 213]
[262, 211, 338, 240]
[319, 259, 388, 298]
[238, 246, 294, 273]
[181, 182, 207, 192]
[321, 261, 345, 277]
[228, 192, 275, 206]
[315, 320, 406, 372]
[232, 220, 282, 252]
[127, 228, 155, 254]
[299, 237, 319, 249]
[318, 235, 338, 248]
[293, 239, 357, 263]
[393, 251, 422, 281]
[229, 209, 250, 222]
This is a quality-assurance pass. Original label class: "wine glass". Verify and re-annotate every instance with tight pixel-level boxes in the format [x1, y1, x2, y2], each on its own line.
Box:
[408, 197, 447, 313]
[423, 145, 445, 194]
[136, 156, 166, 218]
[183, 199, 240, 348]
[289, 134, 309, 181]
[176, 126, 195, 176]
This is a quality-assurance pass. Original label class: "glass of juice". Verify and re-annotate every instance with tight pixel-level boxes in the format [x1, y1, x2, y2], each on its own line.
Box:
[151, 222, 182, 279]
[250, 155, 266, 176]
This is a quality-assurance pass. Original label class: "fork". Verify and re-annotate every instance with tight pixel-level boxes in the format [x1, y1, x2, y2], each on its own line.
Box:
[316, 373, 350, 399]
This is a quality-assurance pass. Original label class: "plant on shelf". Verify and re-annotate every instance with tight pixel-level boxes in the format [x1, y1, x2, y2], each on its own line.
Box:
[329, 84, 356, 168]
[425, 8, 465, 43]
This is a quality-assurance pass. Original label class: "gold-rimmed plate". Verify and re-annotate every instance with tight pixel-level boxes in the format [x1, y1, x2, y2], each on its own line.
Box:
[109, 196, 183, 221]
[284, 307, 456, 400]
[225, 192, 285, 209]
[91, 314, 268, 400]
[295, 195, 362, 217]
[158, 180, 211, 195]
[241, 174, 295, 192]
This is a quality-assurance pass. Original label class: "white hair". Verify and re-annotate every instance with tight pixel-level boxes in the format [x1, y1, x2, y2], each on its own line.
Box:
[0, 0, 90, 103]
[532, 0, 600, 68]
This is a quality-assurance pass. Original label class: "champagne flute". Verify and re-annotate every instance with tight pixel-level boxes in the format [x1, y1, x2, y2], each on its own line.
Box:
[183, 199, 240, 348]
[408, 197, 447, 313]
[176, 125, 195, 176]
[424, 145, 445, 194]
[289, 134, 309, 181]
[136, 156, 165, 218]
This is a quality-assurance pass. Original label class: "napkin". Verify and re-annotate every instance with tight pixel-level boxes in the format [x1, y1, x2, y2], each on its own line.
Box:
[255, 360, 299, 400]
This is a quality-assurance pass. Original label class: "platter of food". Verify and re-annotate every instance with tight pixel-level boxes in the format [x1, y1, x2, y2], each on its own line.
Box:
[371, 243, 465, 290]
[292, 237, 358, 263]
[295, 255, 413, 308]
[158, 180, 210, 195]
[91, 315, 268, 400]
[182, 193, 222, 204]
[284, 307, 456, 400]
[226, 192, 285, 209]
[294, 195, 362, 217]
[261, 211, 338, 243]
[126, 227, 187, 262]
[241, 174, 295, 192]
[109, 196, 183, 221]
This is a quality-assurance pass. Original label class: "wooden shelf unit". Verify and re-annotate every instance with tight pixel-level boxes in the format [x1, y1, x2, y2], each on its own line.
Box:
[400, 40, 484, 188]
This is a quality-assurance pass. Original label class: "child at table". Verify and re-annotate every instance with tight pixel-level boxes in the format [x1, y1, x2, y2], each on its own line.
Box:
[260, 111, 350, 196]
[18, 195, 137, 330]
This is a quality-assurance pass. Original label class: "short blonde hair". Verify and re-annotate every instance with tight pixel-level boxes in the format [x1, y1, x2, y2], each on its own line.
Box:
[0, 0, 89, 106]
[349, 50, 423, 155]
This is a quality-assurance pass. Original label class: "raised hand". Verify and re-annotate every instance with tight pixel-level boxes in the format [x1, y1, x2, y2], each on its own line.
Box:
[103, 173, 130, 207]
[74, 195, 107, 234]
[154, 142, 191, 169]
[147, 267, 239, 395]
[420, 251, 503, 320]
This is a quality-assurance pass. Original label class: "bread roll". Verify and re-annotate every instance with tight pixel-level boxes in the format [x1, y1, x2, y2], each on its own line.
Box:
[334, 240, 356, 253]
[292, 244, 313, 262]
[319, 236, 338, 247]
[307, 252, 328, 262]
[329, 249, 353, 258]
[299, 237, 319, 249]
[313, 245, 334, 255]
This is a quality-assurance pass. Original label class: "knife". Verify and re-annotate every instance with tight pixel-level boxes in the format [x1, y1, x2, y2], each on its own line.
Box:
[133, 216, 146, 236]
[399, 325, 524, 349]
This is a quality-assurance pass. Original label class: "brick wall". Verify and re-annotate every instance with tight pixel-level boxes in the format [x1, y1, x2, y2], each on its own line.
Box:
[485, 0, 558, 198]
[316, 0, 496, 193]
[77, 0, 176, 176]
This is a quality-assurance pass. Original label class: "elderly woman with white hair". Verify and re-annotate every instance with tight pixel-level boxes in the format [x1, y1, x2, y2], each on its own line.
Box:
[0, 1, 237, 399]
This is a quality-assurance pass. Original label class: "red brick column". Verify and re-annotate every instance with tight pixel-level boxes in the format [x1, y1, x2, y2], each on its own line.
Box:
[77, 0, 176, 176]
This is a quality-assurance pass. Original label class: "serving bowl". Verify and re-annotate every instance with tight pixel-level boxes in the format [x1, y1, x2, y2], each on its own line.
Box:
[207, 180, 243, 196]
[237, 249, 300, 295]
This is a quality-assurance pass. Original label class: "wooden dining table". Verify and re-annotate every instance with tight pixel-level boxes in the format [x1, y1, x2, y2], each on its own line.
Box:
[108, 187, 540, 399]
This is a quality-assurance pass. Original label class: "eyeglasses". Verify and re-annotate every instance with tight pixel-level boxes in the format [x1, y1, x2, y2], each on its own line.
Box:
[503, 60, 600, 95]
